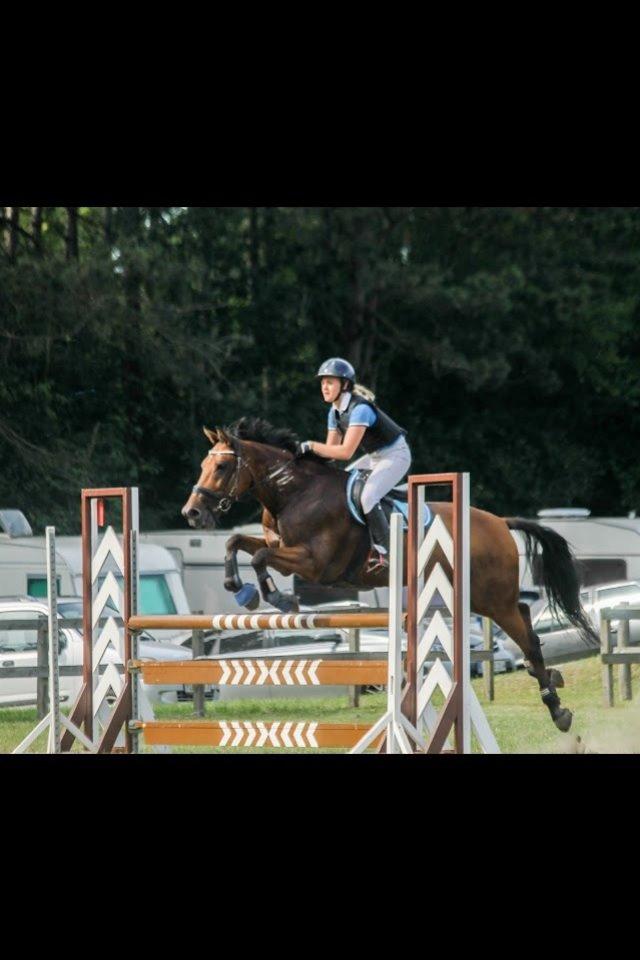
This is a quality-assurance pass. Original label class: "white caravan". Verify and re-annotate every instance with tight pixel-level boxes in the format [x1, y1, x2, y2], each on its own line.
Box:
[139, 523, 388, 614]
[0, 510, 191, 644]
[138, 524, 294, 614]
[513, 508, 640, 594]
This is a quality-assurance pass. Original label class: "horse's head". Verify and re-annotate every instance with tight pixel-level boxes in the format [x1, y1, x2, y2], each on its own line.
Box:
[181, 426, 252, 528]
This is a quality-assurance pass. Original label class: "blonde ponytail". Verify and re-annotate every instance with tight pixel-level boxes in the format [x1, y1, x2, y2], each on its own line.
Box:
[353, 383, 376, 402]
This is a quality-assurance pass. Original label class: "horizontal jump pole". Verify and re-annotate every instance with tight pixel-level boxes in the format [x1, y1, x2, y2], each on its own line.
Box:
[131, 657, 388, 687]
[128, 612, 391, 631]
[131, 719, 384, 749]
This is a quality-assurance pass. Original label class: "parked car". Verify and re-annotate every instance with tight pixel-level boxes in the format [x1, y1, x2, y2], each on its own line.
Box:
[0, 596, 215, 707]
[471, 635, 518, 676]
[496, 580, 640, 664]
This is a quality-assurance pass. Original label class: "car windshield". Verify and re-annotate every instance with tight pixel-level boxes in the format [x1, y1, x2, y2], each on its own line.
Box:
[595, 584, 640, 605]
[264, 631, 345, 649]
[533, 605, 572, 634]
[0, 612, 40, 652]
[58, 598, 120, 619]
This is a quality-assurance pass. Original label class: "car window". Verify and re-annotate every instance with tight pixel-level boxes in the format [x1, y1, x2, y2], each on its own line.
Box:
[95, 574, 177, 615]
[59, 597, 120, 619]
[27, 576, 62, 598]
[219, 633, 265, 655]
[595, 584, 640, 604]
[267, 631, 344, 649]
[533, 605, 572, 634]
[0, 611, 42, 652]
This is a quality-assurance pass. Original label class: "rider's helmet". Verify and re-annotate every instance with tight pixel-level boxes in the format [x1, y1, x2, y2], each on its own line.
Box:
[316, 357, 356, 386]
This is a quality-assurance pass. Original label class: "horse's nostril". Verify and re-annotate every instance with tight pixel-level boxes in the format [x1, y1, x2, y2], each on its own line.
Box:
[182, 506, 201, 520]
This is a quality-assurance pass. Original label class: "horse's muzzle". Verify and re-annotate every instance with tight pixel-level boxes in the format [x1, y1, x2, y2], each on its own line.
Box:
[181, 502, 216, 529]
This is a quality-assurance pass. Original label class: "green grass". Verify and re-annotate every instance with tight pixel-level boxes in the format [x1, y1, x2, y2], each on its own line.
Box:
[3, 657, 640, 753]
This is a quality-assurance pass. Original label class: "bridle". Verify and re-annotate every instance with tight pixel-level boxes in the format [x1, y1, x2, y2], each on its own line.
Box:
[191, 447, 249, 516]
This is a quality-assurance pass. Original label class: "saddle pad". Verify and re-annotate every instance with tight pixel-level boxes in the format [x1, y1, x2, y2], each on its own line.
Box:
[346, 470, 433, 530]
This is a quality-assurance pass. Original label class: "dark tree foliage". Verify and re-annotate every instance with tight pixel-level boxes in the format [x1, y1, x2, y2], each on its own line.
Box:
[1, 206, 638, 533]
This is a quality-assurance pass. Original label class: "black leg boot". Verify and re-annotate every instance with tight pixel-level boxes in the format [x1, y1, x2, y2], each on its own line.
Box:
[365, 503, 390, 571]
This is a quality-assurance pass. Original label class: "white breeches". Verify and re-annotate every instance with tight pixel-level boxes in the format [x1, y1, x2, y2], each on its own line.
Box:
[349, 436, 412, 515]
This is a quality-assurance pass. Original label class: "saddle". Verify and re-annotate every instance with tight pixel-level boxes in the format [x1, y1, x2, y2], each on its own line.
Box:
[346, 469, 431, 530]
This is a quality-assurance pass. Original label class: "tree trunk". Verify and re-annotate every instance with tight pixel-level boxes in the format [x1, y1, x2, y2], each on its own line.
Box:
[249, 207, 260, 300]
[104, 206, 114, 245]
[32, 207, 43, 256]
[66, 207, 79, 260]
[7, 207, 20, 260]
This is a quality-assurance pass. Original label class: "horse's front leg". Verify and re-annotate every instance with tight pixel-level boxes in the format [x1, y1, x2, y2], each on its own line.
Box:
[224, 535, 269, 610]
[251, 545, 318, 613]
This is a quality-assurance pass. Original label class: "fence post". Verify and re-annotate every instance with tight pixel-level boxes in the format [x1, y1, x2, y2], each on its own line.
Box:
[348, 627, 360, 708]
[36, 618, 48, 719]
[482, 617, 494, 702]
[192, 610, 205, 718]
[601, 612, 614, 707]
[617, 603, 632, 701]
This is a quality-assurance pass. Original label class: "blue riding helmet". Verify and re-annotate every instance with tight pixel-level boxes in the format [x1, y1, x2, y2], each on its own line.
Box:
[317, 357, 356, 381]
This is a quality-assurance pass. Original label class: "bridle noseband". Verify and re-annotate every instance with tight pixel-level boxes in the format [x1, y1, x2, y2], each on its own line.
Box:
[192, 448, 249, 515]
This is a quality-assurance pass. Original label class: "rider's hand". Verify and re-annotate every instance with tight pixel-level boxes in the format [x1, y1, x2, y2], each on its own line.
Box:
[295, 440, 313, 458]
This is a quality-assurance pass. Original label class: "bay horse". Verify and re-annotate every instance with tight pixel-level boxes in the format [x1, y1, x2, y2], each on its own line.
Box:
[181, 417, 598, 733]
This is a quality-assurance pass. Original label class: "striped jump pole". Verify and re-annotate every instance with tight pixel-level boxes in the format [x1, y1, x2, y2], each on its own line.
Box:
[128, 612, 390, 631]
[134, 720, 383, 750]
[131, 657, 389, 687]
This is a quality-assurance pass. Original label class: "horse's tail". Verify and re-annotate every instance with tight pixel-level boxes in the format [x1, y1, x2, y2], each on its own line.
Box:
[505, 518, 598, 647]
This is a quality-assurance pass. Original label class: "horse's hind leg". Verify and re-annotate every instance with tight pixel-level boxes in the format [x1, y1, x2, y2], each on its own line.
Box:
[491, 601, 573, 733]
[518, 601, 565, 690]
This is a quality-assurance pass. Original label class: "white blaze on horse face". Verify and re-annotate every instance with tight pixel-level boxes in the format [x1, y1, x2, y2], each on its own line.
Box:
[196, 445, 235, 494]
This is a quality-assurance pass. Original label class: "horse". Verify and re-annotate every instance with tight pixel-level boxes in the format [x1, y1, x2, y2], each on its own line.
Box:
[181, 417, 598, 733]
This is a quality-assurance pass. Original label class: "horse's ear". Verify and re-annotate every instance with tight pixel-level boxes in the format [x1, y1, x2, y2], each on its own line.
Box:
[217, 426, 232, 446]
[203, 426, 218, 445]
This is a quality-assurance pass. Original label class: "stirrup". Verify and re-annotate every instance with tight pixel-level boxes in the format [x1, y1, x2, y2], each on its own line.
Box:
[366, 548, 389, 574]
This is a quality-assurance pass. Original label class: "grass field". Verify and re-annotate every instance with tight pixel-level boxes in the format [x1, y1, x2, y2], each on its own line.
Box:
[3, 656, 640, 754]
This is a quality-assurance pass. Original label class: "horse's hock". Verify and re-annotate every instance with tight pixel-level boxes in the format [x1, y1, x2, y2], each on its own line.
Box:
[59, 477, 499, 754]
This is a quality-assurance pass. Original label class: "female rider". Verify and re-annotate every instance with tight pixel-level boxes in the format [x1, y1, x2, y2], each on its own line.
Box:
[298, 357, 411, 571]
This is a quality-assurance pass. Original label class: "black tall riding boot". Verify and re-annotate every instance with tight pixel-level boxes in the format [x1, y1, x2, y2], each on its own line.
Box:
[365, 502, 390, 562]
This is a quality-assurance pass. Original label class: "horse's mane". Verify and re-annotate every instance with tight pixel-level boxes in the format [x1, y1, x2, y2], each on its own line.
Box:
[226, 416, 340, 471]
[227, 417, 300, 453]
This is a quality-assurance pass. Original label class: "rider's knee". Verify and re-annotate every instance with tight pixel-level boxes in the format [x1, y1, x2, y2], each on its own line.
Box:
[361, 489, 381, 515]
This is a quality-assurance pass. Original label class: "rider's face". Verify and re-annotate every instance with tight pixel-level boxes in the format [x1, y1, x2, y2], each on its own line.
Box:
[320, 376, 342, 403]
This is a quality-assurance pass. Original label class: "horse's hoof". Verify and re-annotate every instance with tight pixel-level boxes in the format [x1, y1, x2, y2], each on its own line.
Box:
[554, 708, 573, 733]
[548, 668, 565, 688]
[235, 584, 260, 610]
[270, 592, 299, 614]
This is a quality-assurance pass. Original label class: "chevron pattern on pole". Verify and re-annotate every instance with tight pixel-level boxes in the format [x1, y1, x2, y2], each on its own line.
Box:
[133, 720, 383, 749]
[132, 657, 388, 687]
